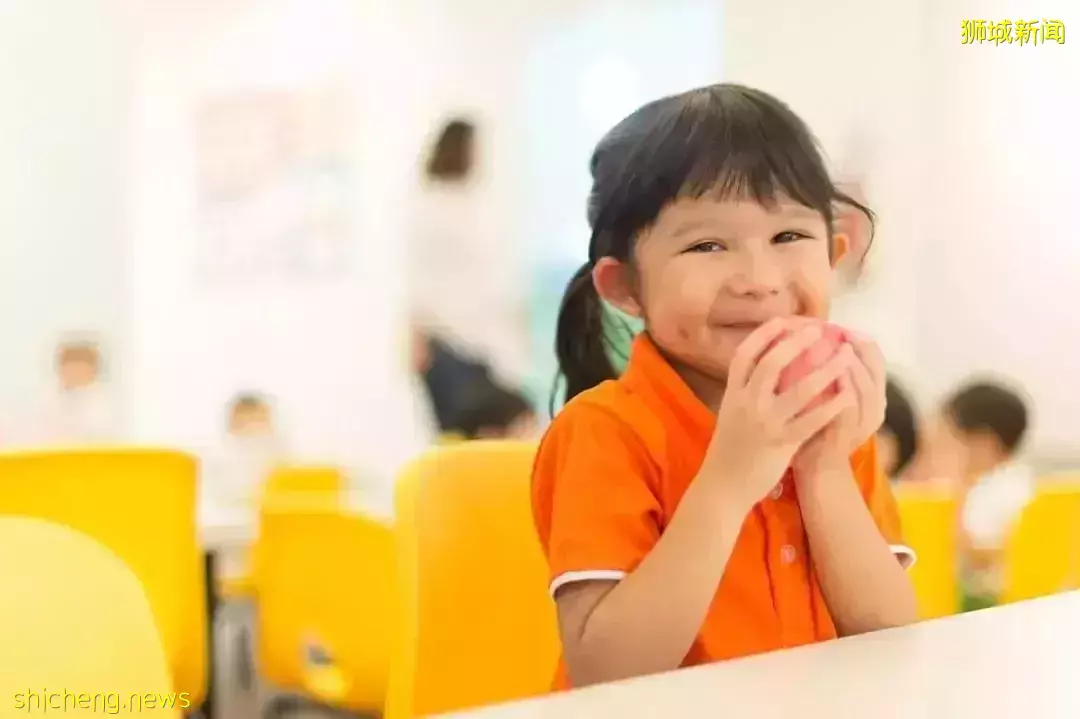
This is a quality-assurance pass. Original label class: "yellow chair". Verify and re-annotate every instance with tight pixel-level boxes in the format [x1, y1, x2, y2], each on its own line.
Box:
[386, 441, 560, 719]
[1002, 482, 1080, 604]
[0, 449, 207, 709]
[220, 465, 346, 599]
[262, 465, 346, 502]
[257, 508, 397, 716]
[895, 483, 960, 619]
[220, 465, 347, 694]
[0, 517, 183, 717]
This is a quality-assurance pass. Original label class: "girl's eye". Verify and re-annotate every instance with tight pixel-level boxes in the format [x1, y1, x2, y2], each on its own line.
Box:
[773, 231, 810, 244]
[686, 240, 726, 253]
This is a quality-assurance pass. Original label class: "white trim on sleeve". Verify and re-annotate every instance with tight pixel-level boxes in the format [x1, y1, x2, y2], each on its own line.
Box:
[549, 569, 627, 597]
[549, 550, 915, 598]
[890, 544, 917, 570]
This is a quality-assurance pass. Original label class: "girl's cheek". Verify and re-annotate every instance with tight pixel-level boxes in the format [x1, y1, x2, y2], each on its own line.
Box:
[792, 267, 832, 318]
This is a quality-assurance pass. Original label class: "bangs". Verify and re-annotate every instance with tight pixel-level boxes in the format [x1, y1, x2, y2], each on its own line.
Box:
[588, 85, 861, 254]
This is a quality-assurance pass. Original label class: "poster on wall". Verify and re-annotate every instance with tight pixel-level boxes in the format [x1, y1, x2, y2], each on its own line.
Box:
[194, 88, 352, 282]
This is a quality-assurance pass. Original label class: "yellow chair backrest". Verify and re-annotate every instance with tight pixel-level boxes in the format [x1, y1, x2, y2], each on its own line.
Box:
[1002, 481, 1080, 604]
[0, 517, 184, 717]
[257, 508, 397, 714]
[0, 449, 207, 706]
[263, 465, 344, 499]
[895, 483, 960, 619]
[250, 465, 346, 580]
[387, 441, 560, 719]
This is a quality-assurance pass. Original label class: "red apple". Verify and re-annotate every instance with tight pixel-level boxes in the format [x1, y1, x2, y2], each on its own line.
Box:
[777, 323, 848, 411]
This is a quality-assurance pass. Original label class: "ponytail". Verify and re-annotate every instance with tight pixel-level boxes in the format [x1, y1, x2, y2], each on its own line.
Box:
[552, 262, 617, 410]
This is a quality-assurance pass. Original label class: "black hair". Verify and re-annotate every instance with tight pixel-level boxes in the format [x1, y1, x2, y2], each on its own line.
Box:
[229, 391, 270, 415]
[452, 381, 534, 439]
[426, 118, 476, 181]
[553, 83, 873, 407]
[882, 378, 918, 475]
[945, 381, 1029, 454]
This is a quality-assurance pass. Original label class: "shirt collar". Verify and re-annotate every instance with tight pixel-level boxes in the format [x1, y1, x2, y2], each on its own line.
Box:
[621, 333, 716, 442]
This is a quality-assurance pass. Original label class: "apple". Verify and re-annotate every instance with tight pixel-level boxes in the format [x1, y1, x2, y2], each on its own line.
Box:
[777, 323, 848, 411]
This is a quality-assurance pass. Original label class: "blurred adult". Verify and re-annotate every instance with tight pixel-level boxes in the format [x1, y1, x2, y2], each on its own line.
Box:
[410, 117, 523, 383]
[409, 325, 493, 437]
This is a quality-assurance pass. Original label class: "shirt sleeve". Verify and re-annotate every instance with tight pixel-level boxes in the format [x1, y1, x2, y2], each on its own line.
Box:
[852, 438, 917, 569]
[532, 401, 663, 596]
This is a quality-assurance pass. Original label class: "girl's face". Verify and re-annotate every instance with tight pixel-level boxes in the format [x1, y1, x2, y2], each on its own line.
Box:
[627, 196, 836, 386]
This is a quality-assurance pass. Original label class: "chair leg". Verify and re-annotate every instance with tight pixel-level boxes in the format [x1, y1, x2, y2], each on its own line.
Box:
[237, 626, 253, 691]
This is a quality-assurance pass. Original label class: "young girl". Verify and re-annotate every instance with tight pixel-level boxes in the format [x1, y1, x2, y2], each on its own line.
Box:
[532, 84, 917, 689]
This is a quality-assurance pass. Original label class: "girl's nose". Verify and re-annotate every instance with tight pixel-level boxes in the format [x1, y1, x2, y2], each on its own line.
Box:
[726, 251, 782, 298]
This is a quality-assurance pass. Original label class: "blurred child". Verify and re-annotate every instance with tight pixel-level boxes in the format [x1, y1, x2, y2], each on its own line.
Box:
[914, 381, 1031, 610]
[453, 381, 539, 441]
[39, 340, 118, 444]
[205, 392, 287, 514]
[878, 377, 918, 479]
[206, 392, 288, 687]
[533, 84, 916, 690]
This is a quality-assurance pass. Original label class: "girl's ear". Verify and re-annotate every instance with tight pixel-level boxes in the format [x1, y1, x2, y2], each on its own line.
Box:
[830, 232, 850, 268]
[592, 258, 642, 318]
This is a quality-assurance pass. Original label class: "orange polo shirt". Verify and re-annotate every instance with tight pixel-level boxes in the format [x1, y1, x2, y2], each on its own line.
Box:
[532, 333, 912, 689]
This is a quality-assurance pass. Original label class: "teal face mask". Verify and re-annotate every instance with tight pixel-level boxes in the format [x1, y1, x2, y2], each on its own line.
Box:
[603, 304, 644, 373]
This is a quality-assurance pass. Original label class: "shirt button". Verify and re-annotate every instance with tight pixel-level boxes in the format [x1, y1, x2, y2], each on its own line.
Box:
[781, 545, 797, 564]
[770, 482, 784, 500]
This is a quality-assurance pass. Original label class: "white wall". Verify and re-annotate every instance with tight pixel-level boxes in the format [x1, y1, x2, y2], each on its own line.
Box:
[0, 0, 134, 429]
[723, 0, 1079, 459]
[129, 0, 423, 484]
[127, 0, 562, 485]
[918, 0, 1079, 461]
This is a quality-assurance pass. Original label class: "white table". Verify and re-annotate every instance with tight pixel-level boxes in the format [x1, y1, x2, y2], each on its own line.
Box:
[443, 592, 1080, 719]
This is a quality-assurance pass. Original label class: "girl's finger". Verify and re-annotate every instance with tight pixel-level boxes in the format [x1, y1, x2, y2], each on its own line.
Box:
[846, 331, 886, 386]
[848, 355, 881, 429]
[724, 317, 793, 389]
[783, 383, 856, 445]
[744, 324, 825, 400]
[773, 344, 854, 421]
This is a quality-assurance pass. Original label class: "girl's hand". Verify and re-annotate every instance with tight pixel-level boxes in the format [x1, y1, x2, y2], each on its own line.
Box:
[700, 318, 856, 513]
[794, 331, 887, 479]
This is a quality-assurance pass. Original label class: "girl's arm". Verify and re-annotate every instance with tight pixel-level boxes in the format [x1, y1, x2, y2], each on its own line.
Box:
[798, 461, 918, 636]
[554, 472, 749, 687]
